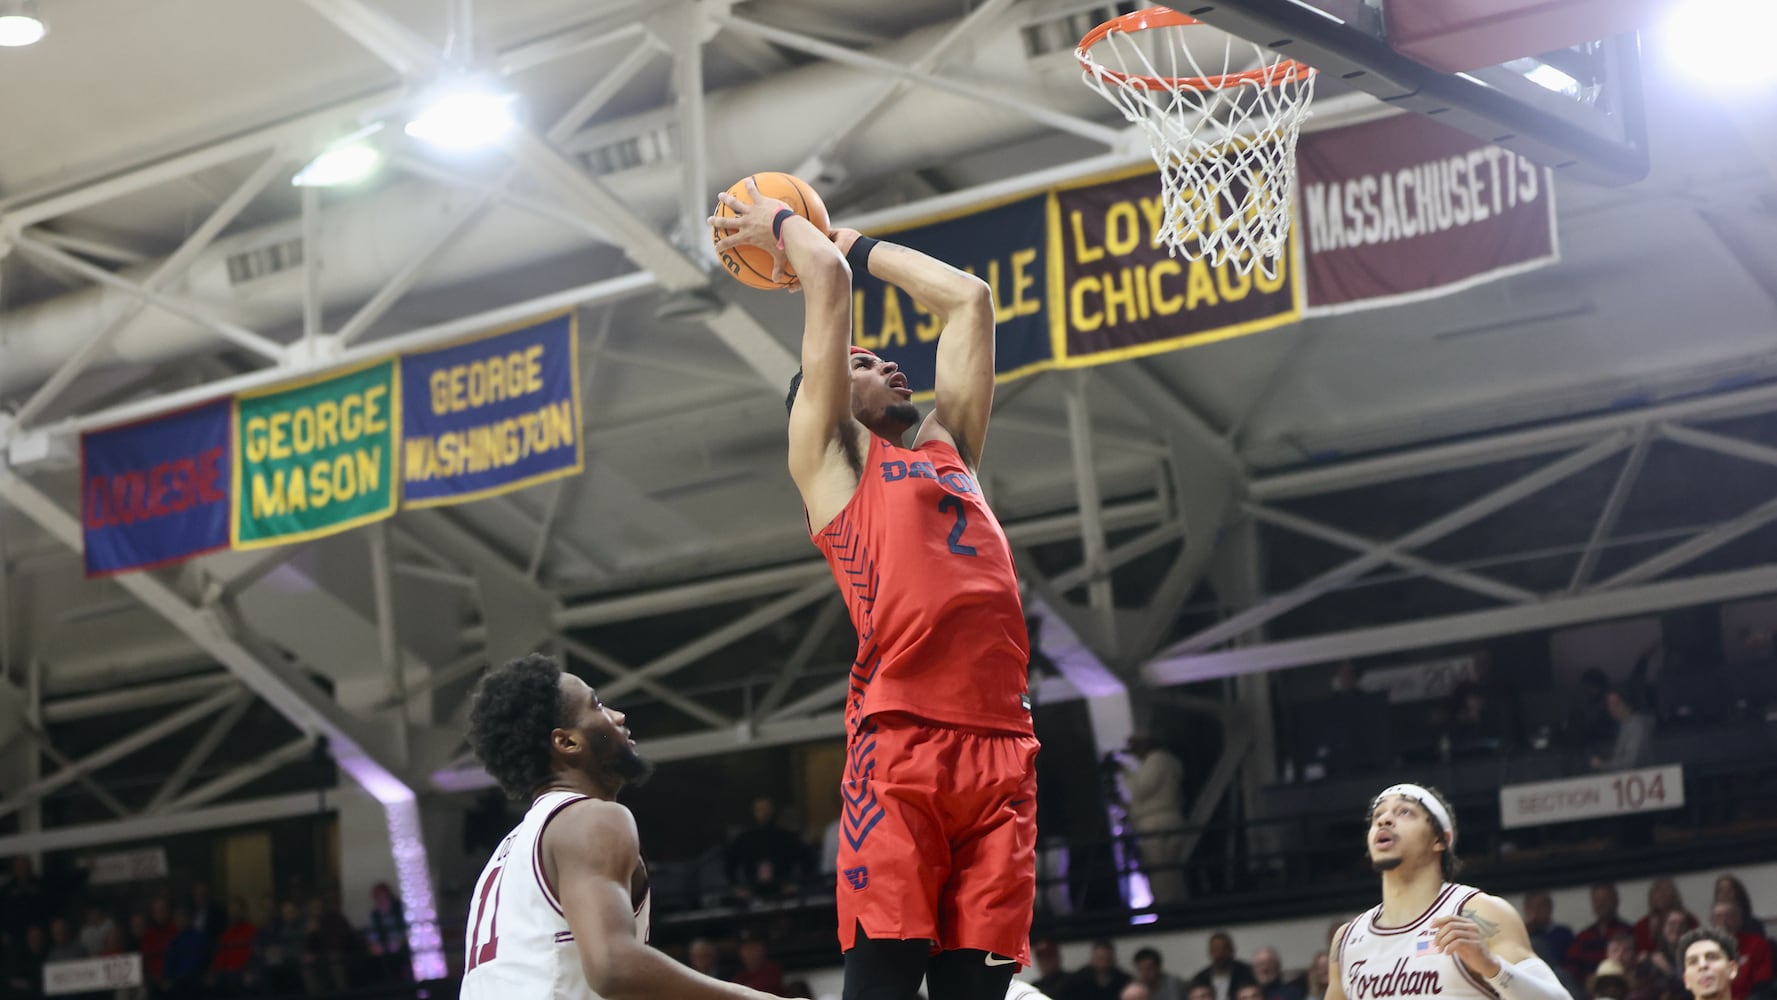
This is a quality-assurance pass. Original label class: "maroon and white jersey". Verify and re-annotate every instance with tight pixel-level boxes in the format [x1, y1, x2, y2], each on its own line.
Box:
[461, 791, 650, 1000]
[1340, 883, 1499, 1000]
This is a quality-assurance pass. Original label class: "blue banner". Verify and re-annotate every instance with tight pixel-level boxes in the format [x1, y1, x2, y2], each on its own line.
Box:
[400, 311, 583, 507]
[81, 399, 233, 576]
[852, 192, 1055, 395]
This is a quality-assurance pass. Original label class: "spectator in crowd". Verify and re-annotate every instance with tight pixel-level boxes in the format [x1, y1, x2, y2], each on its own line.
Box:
[209, 896, 256, 995]
[724, 797, 808, 902]
[1636, 878, 1699, 956]
[1289, 951, 1329, 1000]
[77, 907, 114, 960]
[1715, 876, 1768, 938]
[2, 859, 48, 942]
[1132, 946, 1189, 1000]
[1252, 947, 1300, 1000]
[300, 896, 356, 996]
[1123, 985, 1151, 1000]
[1119, 732, 1189, 906]
[1652, 908, 1699, 982]
[45, 917, 86, 963]
[1710, 901, 1774, 1000]
[1236, 985, 1265, 1000]
[1032, 939, 1070, 999]
[1593, 959, 1632, 1000]
[688, 938, 723, 979]
[1526, 892, 1583, 996]
[1592, 935, 1639, 996]
[1565, 668, 1617, 755]
[97, 923, 148, 1000]
[730, 932, 785, 996]
[1592, 688, 1655, 771]
[1067, 940, 1132, 1000]
[1187, 986, 1215, 1000]
[365, 881, 409, 983]
[1570, 883, 1634, 980]
[1449, 683, 1511, 755]
[1190, 932, 1257, 1000]
[189, 880, 225, 949]
[819, 795, 843, 881]
[161, 907, 211, 995]
[251, 899, 305, 995]
[138, 898, 177, 986]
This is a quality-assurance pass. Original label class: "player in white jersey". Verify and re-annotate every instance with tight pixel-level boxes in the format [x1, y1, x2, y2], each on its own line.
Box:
[1328, 784, 1572, 1000]
[1678, 927, 1740, 1000]
[462, 654, 802, 1000]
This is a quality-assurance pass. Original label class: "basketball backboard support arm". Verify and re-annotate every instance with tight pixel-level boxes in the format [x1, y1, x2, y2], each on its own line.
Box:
[1183, 0, 1651, 185]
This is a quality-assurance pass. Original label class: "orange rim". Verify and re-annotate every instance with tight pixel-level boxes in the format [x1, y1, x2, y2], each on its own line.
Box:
[1077, 6, 1315, 92]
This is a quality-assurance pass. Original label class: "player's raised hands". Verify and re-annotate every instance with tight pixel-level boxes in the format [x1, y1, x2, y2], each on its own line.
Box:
[710, 177, 793, 285]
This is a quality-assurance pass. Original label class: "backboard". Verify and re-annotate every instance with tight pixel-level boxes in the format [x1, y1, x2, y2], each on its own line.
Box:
[1180, 0, 1653, 185]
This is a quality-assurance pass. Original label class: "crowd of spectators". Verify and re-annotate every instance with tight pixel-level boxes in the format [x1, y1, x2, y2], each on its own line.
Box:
[0, 856, 410, 999]
[1027, 872, 1774, 1000]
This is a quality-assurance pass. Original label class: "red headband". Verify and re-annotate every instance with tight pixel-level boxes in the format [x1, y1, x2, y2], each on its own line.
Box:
[849, 346, 878, 357]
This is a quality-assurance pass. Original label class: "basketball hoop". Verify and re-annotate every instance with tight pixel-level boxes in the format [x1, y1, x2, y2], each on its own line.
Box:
[1078, 7, 1316, 278]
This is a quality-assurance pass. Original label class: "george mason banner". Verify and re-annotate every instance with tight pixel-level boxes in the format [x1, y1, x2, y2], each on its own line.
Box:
[400, 311, 584, 507]
[1295, 113, 1558, 312]
[232, 359, 399, 549]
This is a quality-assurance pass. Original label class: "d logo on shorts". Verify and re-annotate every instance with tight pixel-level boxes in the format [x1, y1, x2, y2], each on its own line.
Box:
[843, 866, 869, 891]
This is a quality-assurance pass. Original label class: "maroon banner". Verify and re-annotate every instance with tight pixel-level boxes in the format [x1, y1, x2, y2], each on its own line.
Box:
[1055, 169, 1299, 364]
[1296, 114, 1557, 313]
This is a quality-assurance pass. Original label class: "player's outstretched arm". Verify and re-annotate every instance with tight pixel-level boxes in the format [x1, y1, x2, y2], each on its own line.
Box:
[834, 229, 995, 469]
[713, 181, 852, 497]
[1325, 922, 1352, 1000]
[547, 800, 801, 1000]
[1433, 895, 1573, 1000]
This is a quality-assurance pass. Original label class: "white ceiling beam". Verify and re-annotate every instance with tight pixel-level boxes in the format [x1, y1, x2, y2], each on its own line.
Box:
[560, 636, 731, 729]
[300, 0, 444, 78]
[143, 689, 257, 814]
[1169, 433, 1630, 655]
[1568, 426, 1653, 593]
[0, 791, 335, 857]
[41, 672, 236, 723]
[161, 736, 317, 814]
[1146, 562, 1777, 685]
[0, 473, 416, 802]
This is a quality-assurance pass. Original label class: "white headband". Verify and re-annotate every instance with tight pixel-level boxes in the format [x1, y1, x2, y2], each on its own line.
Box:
[1376, 783, 1456, 849]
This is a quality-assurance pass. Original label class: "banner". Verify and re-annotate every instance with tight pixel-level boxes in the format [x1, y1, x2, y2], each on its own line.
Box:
[81, 399, 232, 576]
[401, 312, 583, 507]
[1499, 764, 1684, 829]
[232, 359, 399, 549]
[1053, 167, 1299, 362]
[45, 954, 143, 996]
[1296, 114, 1558, 313]
[852, 193, 1055, 393]
[85, 847, 168, 885]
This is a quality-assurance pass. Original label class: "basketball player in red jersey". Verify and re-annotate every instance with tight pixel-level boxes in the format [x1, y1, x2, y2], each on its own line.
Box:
[712, 182, 1038, 1000]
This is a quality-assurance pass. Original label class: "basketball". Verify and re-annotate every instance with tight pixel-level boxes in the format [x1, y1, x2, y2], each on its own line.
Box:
[711, 172, 832, 291]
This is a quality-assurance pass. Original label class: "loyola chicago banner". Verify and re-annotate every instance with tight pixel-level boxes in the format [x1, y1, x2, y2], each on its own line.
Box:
[232, 359, 398, 549]
[400, 311, 583, 506]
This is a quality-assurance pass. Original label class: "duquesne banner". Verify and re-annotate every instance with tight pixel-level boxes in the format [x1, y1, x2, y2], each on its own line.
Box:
[81, 399, 233, 576]
[401, 311, 584, 507]
[1295, 113, 1558, 313]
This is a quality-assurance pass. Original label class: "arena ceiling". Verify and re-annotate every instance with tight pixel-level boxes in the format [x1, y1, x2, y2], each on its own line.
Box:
[0, 0, 1775, 834]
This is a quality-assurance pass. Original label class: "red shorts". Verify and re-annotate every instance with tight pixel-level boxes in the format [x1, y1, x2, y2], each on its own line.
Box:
[834, 712, 1039, 966]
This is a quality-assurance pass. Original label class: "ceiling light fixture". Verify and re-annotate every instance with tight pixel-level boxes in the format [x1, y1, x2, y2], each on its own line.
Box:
[0, 0, 47, 47]
[1661, 0, 1777, 88]
[404, 81, 518, 152]
[293, 123, 387, 188]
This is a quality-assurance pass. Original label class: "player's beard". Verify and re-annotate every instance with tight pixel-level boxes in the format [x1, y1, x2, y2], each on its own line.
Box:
[884, 400, 919, 430]
[1371, 855, 1404, 873]
[615, 744, 655, 788]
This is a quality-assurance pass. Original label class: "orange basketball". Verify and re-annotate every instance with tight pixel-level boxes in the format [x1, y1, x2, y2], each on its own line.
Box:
[712, 172, 832, 290]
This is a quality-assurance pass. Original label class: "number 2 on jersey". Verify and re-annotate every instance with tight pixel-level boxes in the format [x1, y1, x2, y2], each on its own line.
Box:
[467, 865, 504, 971]
[938, 496, 977, 557]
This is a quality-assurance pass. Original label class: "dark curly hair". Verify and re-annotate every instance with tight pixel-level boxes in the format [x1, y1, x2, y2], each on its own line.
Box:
[467, 654, 570, 800]
[1368, 784, 1462, 880]
[1679, 927, 1739, 965]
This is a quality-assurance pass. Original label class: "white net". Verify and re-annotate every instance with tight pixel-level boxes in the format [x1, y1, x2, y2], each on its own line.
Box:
[1078, 9, 1316, 278]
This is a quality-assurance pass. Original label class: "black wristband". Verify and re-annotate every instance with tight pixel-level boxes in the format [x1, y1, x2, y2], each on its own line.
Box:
[845, 235, 880, 276]
[770, 207, 795, 244]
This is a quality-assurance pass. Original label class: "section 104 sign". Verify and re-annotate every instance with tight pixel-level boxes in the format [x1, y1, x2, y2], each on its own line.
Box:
[1499, 765, 1683, 829]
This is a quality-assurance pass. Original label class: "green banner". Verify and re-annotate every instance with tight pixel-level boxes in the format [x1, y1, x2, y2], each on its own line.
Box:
[231, 359, 399, 549]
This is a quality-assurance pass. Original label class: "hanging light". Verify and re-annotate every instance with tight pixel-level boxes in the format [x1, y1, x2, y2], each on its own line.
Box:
[404, 79, 518, 152]
[0, 0, 47, 47]
[293, 123, 387, 188]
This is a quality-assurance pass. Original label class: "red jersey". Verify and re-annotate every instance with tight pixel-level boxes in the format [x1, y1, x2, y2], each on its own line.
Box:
[811, 434, 1032, 735]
